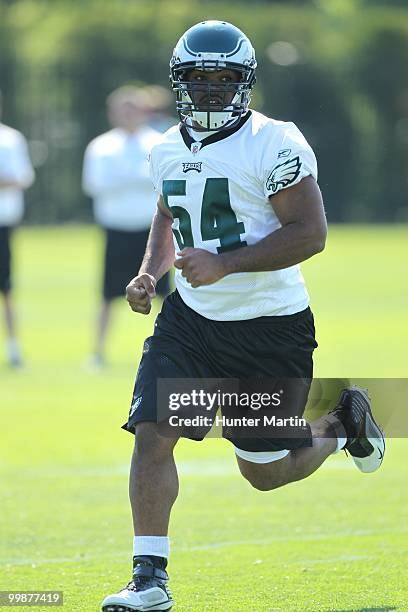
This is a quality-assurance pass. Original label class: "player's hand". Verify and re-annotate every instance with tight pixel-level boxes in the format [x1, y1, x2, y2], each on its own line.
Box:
[174, 248, 227, 288]
[126, 273, 156, 314]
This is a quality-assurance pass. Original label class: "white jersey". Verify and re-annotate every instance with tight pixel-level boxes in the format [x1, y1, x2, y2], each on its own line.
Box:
[0, 123, 35, 226]
[82, 127, 161, 231]
[149, 110, 318, 321]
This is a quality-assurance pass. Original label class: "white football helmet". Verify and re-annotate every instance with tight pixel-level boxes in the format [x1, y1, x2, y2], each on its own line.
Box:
[170, 20, 257, 131]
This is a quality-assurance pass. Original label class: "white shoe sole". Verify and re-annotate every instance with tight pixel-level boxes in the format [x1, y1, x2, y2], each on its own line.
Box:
[102, 586, 173, 611]
[351, 395, 385, 473]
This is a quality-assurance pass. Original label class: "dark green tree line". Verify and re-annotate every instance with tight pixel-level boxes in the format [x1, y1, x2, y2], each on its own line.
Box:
[0, 0, 407, 222]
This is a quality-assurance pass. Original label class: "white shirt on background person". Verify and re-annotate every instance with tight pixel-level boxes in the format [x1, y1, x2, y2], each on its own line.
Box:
[82, 127, 161, 232]
[0, 123, 35, 226]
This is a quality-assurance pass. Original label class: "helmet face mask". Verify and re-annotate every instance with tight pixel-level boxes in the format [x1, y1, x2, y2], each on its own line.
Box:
[170, 21, 257, 132]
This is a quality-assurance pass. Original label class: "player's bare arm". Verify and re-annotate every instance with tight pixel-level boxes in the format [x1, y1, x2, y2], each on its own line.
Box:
[126, 196, 174, 314]
[175, 175, 327, 287]
[223, 175, 327, 272]
[174, 246, 227, 288]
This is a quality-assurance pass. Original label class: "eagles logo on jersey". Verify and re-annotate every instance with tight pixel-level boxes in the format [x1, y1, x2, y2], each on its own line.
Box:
[266, 156, 302, 195]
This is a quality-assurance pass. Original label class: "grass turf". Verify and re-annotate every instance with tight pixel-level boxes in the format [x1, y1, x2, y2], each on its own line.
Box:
[0, 225, 407, 611]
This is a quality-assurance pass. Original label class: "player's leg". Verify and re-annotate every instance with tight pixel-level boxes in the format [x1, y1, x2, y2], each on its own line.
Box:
[236, 387, 385, 490]
[102, 292, 214, 611]
[102, 396, 179, 610]
[130, 422, 179, 536]
[235, 413, 340, 491]
[215, 306, 319, 490]
[214, 307, 384, 490]
[102, 422, 179, 612]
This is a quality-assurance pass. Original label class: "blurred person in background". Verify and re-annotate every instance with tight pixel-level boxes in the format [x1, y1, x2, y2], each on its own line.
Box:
[0, 90, 35, 367]
[140, 85, 174, 133]
[82, 86, 169, 368]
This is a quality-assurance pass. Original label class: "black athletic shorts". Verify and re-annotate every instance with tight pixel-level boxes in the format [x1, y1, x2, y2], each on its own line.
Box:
[0, 226, 12, 294]
[103, 228, 170, 300]
[123, 291, 318, 453]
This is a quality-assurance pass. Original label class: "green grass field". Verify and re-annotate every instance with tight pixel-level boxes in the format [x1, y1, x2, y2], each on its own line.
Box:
[0, 225, 407, 611]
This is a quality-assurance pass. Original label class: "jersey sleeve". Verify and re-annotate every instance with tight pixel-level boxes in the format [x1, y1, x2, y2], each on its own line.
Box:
[262, 122, 317, 199]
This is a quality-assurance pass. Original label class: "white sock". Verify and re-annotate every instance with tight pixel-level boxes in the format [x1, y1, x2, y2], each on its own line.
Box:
[133, 536, 169, 559]
[333, 435, 347, 454]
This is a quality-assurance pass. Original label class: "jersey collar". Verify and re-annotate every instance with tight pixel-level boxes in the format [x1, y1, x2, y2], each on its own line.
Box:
[179, 111, 252, 153]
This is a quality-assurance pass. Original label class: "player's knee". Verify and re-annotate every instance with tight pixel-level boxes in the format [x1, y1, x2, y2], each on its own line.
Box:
[239, 462, 287, 491]
[133, 422, 174, 462]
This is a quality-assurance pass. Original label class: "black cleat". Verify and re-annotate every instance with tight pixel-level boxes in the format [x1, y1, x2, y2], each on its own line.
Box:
[101, 557, 173, 611]
[329, 386, 385, 473]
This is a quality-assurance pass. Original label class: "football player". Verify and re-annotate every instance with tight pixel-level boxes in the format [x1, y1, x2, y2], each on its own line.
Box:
[101, 21, 385, 611]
